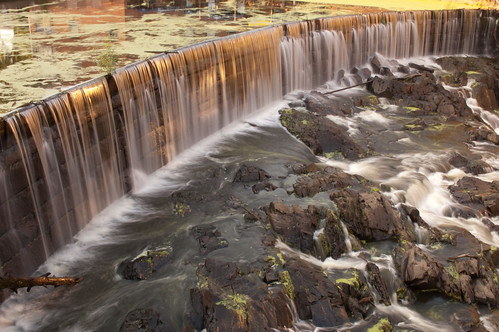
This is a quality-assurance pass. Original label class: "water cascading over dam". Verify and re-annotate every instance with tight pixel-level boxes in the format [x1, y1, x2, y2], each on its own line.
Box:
[0, 9, 497, 278]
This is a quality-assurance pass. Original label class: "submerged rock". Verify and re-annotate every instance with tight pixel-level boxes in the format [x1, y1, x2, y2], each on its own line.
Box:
[191, 225, 229, 255]
[304, 91, 352, 116]
[120, 309, 170, 332]
[233, 164, 271, 183]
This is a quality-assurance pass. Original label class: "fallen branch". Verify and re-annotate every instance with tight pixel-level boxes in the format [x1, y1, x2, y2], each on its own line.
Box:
[323, 79, 373, 95]
[0, 273, 82, 293]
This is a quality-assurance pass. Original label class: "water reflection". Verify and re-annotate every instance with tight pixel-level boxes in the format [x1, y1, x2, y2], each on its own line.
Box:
[0, 0, 378, 113]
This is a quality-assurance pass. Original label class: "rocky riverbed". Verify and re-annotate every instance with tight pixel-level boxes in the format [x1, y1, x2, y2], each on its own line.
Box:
[115, 55, 499, 331]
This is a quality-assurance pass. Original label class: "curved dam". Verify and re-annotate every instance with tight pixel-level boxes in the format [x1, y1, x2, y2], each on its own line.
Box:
[0, 8, 497, 287]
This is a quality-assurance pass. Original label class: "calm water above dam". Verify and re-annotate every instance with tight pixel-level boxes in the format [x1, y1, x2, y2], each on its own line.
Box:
[0, 0, 386, 113]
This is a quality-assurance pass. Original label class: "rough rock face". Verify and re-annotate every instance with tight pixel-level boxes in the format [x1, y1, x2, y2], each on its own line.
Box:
[449, 177, 499, 217]
[367, 72, 472, 119]
[265, 201, 320, 255]
[365, 262, 390, 306]
[293, 166, 356, 197]
[186, 258, 295, 331]
[118, 249, 172, 280]
[436, 56, 499, 110]
[394, 241, 499, 307]
[279, 109, 367, 160]
[120, 309, 170, 332]
[330, 189, 411, 241]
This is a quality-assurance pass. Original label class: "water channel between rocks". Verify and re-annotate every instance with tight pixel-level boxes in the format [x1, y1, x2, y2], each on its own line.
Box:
[1, 51, 498, 331]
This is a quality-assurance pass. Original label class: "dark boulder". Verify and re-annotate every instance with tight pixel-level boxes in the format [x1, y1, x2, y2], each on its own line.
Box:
[330, 189, 410, 241]
[265, 201, 319, 255]
[118, 249, 172, 281]
[285, 257, 351, 327]
[449, 177, 499, 217]
[120, 309, 170, 332]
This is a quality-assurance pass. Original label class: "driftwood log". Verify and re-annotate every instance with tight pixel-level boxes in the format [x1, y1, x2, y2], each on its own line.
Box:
[0, 273, 82, 293]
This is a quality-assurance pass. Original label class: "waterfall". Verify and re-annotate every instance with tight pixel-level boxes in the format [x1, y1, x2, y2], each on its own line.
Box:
[0, 9, 497, 277]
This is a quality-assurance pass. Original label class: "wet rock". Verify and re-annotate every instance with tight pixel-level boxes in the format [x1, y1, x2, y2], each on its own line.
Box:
[264, 201, 319, 255]
[408, 62, 435, 73]
[335, 269, 373, 320]
[394, 241, 499, 307]
[472, 81, 498, 110]
[351, 67, 372, 80]
[330, 189, 410, 241]
[285, 162, 319, 175]
[233, 165, 270, 183]
[118, 249, 172, 281]
[285, 257, 351, 326]
[293, 166, 356, 197]
[365, 262, 390, 305]
[441, 71, 468, 87]
[451, 306, 486, 332]
[188, 257, 296, 331]
[481, 218, 499, 234]
[279, 109, 367, 160]
[370, 54, 383, 74]
[394, 242, 443, 289]
[398, 65, 410, 74]
[318, 210, 348, 259]
[120, 308, 170, 332]
[353, 94, 379, 108]
[467, 125, 499, 145]
[191, 225, 228, 255]
[448, 152, 493, 175]
[252, 181, 277, 194]
[368, 73, 472, 119]
[449, 177, 499, 217]
[404, 119, 426, 131]
[367, 76, 394, 98]
[304, 91, 352, 116]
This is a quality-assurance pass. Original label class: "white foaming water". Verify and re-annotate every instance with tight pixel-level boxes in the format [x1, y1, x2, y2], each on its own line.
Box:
[326, 115, 360, 136]
[377, 295, 454, 332]
[354, 109, 393, 126]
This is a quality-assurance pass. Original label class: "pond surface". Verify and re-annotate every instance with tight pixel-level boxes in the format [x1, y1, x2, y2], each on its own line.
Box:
[0, 0, 487, 114]
[0, 0, 387, 113]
